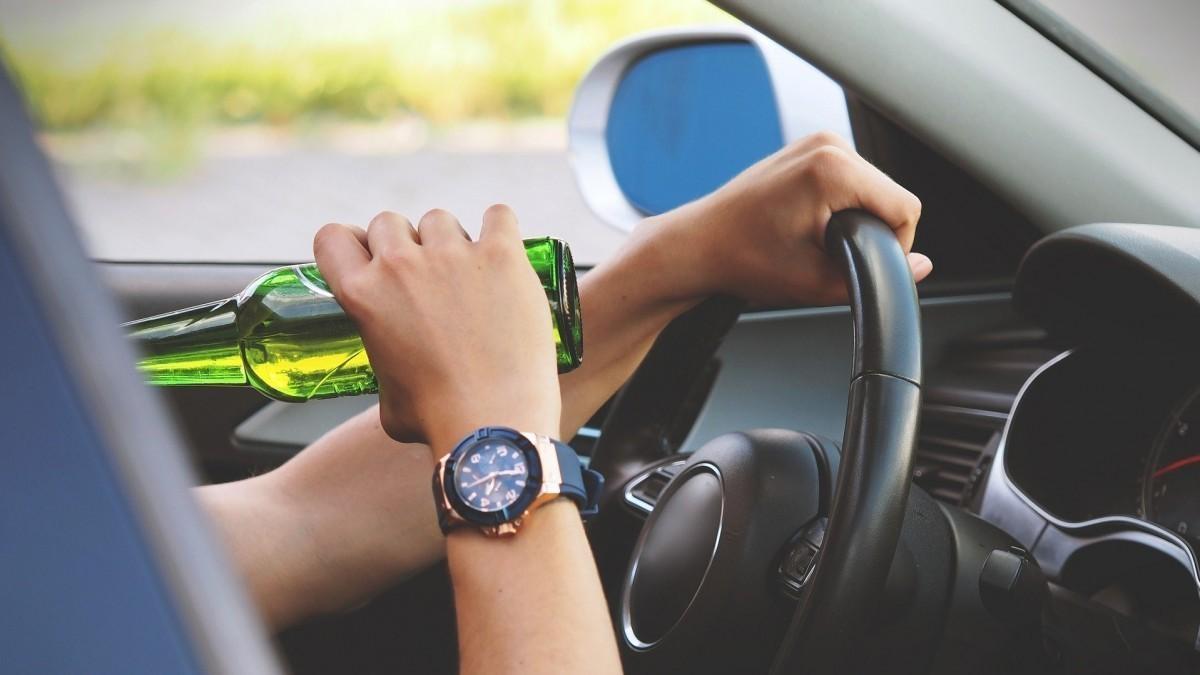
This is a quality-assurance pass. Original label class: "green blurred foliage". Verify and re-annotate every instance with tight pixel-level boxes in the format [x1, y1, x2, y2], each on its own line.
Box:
[5, 0, 731, 132]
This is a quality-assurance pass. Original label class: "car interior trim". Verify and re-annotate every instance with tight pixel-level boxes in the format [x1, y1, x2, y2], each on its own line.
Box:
[714, 0, 1200, 233]
[997, 0, 1200, 152]
[620, 461, 726, 651]
[985, 349, 1200, 595]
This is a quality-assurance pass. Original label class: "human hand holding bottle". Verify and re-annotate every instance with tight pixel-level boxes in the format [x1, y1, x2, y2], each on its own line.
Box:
[312, 205, 561, 454]
[314, 204, 621, 674]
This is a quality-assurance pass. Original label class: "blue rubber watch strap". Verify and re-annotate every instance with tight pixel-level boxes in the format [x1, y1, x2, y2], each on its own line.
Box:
[553, 441, 604, 519]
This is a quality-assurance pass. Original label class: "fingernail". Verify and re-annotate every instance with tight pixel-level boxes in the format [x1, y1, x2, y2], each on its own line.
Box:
[909, 252, 933, 277]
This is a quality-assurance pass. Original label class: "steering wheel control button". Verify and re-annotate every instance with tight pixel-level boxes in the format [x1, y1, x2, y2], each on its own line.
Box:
[978, 546, 1047, 626]
[778, 518, 827, 598]
[625, 465, 723, 647]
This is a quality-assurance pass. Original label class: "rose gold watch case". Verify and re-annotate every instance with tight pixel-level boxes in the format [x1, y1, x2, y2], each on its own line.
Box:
[435, 432, 566, 537]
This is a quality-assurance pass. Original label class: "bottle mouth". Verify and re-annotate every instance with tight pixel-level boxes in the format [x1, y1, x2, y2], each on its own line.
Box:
[556, 240, 584, 371]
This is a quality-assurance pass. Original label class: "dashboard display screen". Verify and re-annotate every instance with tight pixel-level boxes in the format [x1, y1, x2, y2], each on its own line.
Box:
[1143, 385, 1200, 547]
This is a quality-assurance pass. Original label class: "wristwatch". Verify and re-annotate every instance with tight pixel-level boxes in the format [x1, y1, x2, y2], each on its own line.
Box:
[432, 426, 603, 537]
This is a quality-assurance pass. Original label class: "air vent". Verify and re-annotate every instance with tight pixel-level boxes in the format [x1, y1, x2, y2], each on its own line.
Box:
[913, 404, 1006, 507]
[914, 326, 1060, 509]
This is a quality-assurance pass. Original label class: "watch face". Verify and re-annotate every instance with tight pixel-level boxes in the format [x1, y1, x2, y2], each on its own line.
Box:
[452, 440, 531, 512]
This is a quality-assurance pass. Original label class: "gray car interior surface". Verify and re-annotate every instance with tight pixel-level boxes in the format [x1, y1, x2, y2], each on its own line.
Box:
[714, 0, 1200, 232]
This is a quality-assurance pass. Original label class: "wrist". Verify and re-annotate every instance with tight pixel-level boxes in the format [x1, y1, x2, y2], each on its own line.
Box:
[424, 403, 561, 459]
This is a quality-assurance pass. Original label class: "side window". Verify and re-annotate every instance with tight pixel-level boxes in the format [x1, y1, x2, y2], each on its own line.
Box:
[0, 1, 730, 266]
[847, 96, 1043, 288]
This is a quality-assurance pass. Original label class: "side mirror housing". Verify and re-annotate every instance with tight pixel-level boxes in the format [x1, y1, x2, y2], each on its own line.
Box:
[568, 26, 853, 231]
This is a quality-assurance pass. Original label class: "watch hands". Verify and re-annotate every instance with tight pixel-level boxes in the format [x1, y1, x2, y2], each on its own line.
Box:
[466, 469, 524, 488]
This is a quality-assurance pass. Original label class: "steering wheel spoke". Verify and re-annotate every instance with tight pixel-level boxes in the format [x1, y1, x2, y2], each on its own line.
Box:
[592, 211, 923, 674]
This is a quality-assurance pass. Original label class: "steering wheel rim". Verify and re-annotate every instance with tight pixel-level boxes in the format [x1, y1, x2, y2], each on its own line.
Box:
[590, 209, 922, 673]
[769, 209, 922, 672]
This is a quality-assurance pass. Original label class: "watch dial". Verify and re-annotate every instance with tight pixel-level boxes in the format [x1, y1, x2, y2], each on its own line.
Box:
[453, 441, 530, 512]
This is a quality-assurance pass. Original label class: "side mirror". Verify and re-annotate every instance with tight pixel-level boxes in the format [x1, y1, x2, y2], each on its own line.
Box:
[568, 26, 853, 231]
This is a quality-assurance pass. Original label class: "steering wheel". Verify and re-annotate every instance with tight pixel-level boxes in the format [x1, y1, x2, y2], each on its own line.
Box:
[589, 210, 922, 674]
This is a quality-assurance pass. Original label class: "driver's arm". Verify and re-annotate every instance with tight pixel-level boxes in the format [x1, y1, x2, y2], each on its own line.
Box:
[197, 132, 929, 631]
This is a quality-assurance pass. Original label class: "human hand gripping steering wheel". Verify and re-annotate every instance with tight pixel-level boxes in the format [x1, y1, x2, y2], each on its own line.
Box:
[590, 210, 922, 674]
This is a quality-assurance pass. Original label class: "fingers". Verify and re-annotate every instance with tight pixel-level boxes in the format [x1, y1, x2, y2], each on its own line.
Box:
[798, 144, 922, 253]
[328, 205, 520, 277]
[313, 222, 371, 294]
[367, 211, 418, 258]
[344, 224, 369, 248]
[478, 203, 521, 245]
[907, 252, 933, 282]
[417, 208, 470, 246]
[850, 163, 922, 252]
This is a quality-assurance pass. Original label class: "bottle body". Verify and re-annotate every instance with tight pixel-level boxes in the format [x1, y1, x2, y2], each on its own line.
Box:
[127, 237, 582, 402]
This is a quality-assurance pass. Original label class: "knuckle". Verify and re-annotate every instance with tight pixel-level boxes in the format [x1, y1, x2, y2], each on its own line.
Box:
[312, 223, 340, 249]
[908, 194, 924, 223]
[808, 129, 845, 149]
[483, 203, 514, 220]
[418, 208, 456, 228]
[369, 210, 409, 230]
[799, 145, 851, 185]
[810, 144, 849, 167]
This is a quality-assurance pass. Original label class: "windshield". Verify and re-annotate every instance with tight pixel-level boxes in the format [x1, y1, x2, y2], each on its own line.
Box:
[0, 0, 731, 265]
[1028, 0, 1199, 147]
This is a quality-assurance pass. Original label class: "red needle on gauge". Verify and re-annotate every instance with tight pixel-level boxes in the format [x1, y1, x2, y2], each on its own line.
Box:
[1152, 454, 1200, 479]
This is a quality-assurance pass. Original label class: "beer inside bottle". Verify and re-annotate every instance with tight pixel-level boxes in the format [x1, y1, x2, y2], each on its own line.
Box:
[126, 237, 583, 402]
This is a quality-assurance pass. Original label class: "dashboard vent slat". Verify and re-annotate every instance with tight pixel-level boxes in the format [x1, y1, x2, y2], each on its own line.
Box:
[913, 409, 1005, 507]
[913, 327, 1057, 510]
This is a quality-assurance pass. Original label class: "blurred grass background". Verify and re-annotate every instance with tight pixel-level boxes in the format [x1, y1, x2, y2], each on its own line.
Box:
[0, 0, 731, 261]
[3, 0, 729, 139]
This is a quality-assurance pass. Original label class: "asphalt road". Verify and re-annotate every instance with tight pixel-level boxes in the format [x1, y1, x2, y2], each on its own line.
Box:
[58, 150, 626, 265]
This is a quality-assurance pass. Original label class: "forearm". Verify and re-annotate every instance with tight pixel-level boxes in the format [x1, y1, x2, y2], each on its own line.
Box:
[448, 502, 621, 675]
[558, 209, 709, 436]
[200, 210, 709, 631]
[201, 407, 444, 630]
[197, 474, 313, 628]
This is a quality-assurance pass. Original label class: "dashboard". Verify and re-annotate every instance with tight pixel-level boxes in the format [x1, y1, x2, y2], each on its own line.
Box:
[978, 342, 1200, 654]
[973, 223, 1200, 654]
[1000, 345, 1200, 545]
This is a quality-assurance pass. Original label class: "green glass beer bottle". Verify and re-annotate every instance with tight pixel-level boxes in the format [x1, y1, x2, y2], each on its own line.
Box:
[125, 237, 583, 402]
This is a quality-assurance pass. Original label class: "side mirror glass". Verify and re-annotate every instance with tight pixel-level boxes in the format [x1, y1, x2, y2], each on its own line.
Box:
[569, 27, 852, 231]
[605, 41, 783, 216]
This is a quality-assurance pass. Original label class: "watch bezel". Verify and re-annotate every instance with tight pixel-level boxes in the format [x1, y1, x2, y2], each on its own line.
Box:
[442, 427, 544, 528]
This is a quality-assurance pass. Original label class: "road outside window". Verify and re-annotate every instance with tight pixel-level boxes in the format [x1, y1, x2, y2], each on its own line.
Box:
[0, 0, 731, 265]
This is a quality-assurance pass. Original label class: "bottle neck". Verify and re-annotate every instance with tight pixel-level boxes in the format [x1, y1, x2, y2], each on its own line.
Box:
[125, 298, 247, 386]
